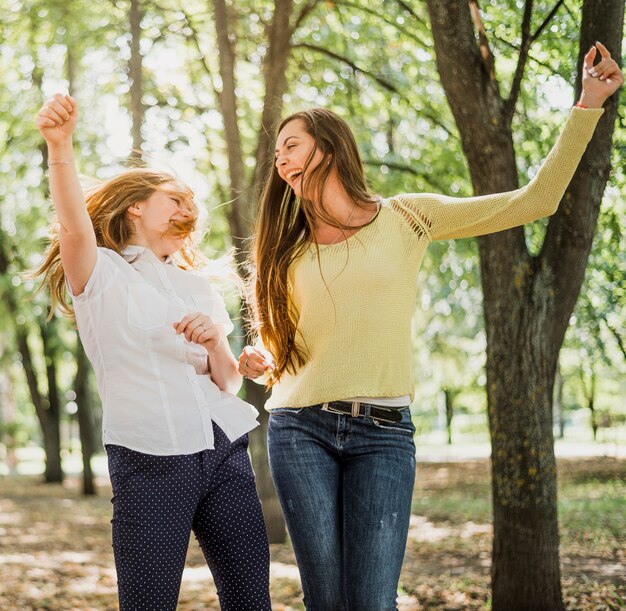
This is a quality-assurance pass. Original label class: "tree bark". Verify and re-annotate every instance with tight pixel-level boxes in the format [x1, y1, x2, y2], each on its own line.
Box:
[553, 363, 564, 439]
[425, 1, 623, 609]
[0, 235, 64, 483]
[443, 388, 454, 445]
[39, 320, 64, 483]
[129, 0, 144, 160]
[75, 338, 96, 495]
[210, 0, 310, 543]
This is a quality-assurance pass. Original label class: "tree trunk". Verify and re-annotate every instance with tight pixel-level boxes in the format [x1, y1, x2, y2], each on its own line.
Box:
[425, 1, 623, 608]
[553, 363, 565, 439]
[444, 388, 454, 445]
[39, 320, 64, 483]
[75, 338, 96, 495]
[129, 0, 144, 160]
[0, 239, 64, 483]
[210, 0, 314, 544]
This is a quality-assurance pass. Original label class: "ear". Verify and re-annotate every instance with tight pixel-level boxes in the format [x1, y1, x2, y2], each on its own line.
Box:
[126, 201, 144, 219]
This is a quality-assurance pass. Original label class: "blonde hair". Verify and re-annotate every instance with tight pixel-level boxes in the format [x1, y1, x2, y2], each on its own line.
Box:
[35, 168, 201, 318]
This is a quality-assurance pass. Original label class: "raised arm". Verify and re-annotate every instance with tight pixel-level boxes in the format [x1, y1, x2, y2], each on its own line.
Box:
[37, 93, 96, 295]
[398, 42, 623, 242]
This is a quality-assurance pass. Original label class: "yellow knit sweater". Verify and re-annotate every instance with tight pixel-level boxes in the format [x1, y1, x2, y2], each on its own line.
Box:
[265, 107, 604, 410]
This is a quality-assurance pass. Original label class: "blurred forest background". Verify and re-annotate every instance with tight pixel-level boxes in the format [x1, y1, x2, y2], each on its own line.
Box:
[0, 0, 624, 609]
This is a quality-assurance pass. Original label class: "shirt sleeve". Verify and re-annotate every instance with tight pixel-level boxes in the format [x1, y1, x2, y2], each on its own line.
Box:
[205, 281, 235, 336]
[393, 106, 604, 242]
[67, 247, 120, 303]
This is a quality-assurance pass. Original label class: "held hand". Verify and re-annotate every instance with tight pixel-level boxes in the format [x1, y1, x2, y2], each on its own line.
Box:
[579, 42, 624, 108]
[37, 93, 78, 146]
[238, 345, 275, 379]
[173, 312, 222, 353]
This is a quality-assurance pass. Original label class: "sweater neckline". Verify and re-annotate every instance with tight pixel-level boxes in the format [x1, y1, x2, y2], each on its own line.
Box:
[306, 199, 383, 254]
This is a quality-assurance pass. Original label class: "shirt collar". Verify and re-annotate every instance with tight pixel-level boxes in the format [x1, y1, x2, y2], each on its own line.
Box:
[121, 245, 175, 266]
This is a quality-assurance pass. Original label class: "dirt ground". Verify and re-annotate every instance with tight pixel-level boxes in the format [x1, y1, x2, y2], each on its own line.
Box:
[0, 457, 623, 610]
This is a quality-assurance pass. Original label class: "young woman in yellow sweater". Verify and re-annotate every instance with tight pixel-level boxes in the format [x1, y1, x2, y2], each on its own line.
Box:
[240, 42, 622, 610]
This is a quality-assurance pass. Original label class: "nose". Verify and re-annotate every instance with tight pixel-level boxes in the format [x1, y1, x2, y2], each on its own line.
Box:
[172, 208, 193, 221]
[275, 153, 287, 169]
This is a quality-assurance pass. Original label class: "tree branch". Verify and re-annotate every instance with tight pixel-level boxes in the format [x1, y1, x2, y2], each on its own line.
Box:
[601, 316, 626, 361]
[292, 42, 400, 93]
[504, 0, 534, 124]
[505, 0, 566, 123]
[335, 0, 432, 48]
[394, 0, 429, 26]
[468, 0, 497, 83]
[363, 159, 447, 191]
[292, 0, 320, 34]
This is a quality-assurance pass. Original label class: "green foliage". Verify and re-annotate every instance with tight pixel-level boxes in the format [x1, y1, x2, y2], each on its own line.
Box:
[0, 0, 624, 454]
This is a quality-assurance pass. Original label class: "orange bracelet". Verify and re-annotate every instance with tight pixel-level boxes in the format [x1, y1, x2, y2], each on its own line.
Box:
[575, 102, 588, 109]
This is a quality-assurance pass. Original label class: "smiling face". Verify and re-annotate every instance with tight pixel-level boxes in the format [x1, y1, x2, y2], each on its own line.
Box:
[127, 185, 196, 258]
[274, 119, 328, 198]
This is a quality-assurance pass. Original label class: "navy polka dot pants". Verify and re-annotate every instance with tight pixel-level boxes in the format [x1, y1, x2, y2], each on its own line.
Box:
[106, 423, 271, 610]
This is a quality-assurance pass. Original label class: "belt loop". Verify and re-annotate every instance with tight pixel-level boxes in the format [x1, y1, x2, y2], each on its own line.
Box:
[351, 401, 360, 417]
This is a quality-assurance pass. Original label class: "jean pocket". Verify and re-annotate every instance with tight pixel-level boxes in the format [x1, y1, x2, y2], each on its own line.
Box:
[269, 407, 306, 416]
[127, 284, 169, 330]
[370, 407, 415, 437]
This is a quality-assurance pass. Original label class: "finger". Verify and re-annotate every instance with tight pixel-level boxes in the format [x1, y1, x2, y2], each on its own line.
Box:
[191, 322, 213, 343]
[243, 345, 256, 358]
[53, 93, 72, 116]
[600, 61, 621, 81]
[38, 117, 57, 128]
[50, 100, 71, 121]
[592, 58, 614, 76]
[247, 356, 271, 374]
[65, 95, 77, 113]
[42, 107, 66, 124]
[175, 312, 200, 334]
[188, 318, 212, 342]
[583, 45, 597, 70]
[595, 41, 611, 60]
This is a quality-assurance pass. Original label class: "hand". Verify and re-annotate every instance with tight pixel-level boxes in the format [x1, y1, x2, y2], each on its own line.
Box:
[37, 93, 78, 146]
[173, 312, 222, 353]
[579, 42, 624, 108]
[238, 345, 275, 379]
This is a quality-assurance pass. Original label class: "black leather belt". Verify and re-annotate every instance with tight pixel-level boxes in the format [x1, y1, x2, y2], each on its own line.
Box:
[321, 400, 403, 423]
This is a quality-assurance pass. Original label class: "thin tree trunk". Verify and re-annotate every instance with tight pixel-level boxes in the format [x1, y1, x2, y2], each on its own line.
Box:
[129, 0, 144, 160]
[75, 338, 96, 495]
[39, 320, 64, 483]
[444, 388, 454, 445]
[0, 239, 64, 483]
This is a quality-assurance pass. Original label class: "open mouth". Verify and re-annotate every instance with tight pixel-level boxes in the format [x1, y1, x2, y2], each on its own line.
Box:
[286, 169, 303, 183]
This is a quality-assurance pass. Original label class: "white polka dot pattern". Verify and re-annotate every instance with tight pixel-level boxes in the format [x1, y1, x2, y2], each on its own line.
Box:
[106, 424, 271, 610]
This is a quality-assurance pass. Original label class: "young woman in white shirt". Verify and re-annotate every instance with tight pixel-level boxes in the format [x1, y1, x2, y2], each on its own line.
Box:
[35, 93, 271, 611]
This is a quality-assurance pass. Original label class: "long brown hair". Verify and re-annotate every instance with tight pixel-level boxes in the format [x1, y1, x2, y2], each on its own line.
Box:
[253, 108, 378, 385]
[35, 168, 199, 318]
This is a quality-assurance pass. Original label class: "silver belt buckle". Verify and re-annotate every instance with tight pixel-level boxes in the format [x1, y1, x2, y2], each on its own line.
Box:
[351, 401, 360, 417]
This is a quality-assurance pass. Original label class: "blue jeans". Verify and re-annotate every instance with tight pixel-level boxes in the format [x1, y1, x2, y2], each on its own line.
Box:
[268, 404, 416, 611]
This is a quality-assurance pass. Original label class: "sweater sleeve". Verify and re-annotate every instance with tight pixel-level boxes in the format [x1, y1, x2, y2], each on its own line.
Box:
[393, 106, 604, 242]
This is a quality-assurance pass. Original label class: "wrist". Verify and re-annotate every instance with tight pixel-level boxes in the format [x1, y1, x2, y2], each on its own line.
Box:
[577, 93, 604, 109]
[205, 337, 225, 355]
[47, 139, 74, 160]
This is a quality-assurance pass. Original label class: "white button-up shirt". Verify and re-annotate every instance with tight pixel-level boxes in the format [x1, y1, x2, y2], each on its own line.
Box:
[71, 245, 258, 455]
